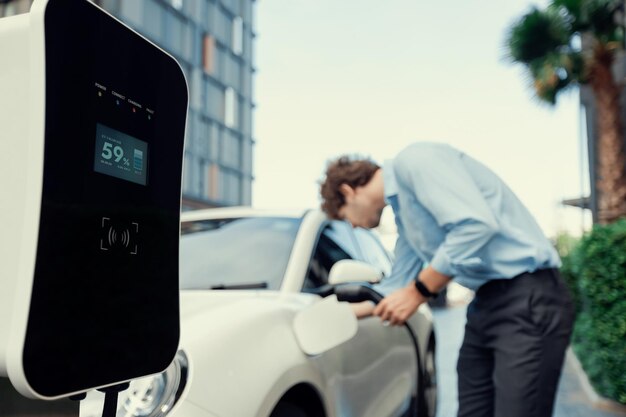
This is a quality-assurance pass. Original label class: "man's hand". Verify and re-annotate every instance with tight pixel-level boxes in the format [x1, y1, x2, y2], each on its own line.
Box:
[373, 283, 426, 326]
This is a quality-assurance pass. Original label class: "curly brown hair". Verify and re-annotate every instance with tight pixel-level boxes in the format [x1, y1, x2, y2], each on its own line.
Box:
[319, 156, 380, 219]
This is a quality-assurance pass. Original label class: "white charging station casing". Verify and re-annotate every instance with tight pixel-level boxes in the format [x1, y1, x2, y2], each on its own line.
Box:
[0, 0, 48, 397]
[0, 0, 188, 400]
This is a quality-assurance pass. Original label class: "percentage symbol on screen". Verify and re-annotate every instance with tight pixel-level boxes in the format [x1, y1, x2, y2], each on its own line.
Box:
[123, 157, 130, 166]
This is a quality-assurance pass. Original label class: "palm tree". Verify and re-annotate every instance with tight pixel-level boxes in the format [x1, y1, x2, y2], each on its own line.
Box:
[505, 0, 626, 224]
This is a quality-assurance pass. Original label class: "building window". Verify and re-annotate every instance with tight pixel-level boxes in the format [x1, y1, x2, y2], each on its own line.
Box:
[183, 152, 201, 197]
[242, 138, 253, 174]
[251, 0, 257, 33]
[225, 87, 237, 128]
[232, 16, 243, 55]
[202, 35, 215, 74]
[223, 54, 241, 89]
[205, 163, 219, 200]
[221, 130, 241, 168]
[242, 176, 252, 206]
[190, 68, 203, 111]
[164, 12, 184, 56]
[208, 122, 220, 161]
[120, 1, 144, 28]
[144, 0, 164, 42]
[216, 8, 232, 45]
[220, 170, 241, 205]
[205, 80, 225, 120]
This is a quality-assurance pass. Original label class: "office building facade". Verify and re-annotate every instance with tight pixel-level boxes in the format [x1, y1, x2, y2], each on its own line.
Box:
[1, 0, 257, 210]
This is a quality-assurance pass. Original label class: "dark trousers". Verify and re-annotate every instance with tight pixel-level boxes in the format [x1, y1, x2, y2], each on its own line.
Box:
[457, 269, 575, 417]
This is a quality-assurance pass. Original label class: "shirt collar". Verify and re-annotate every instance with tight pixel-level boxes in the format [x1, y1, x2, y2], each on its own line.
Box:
[383, 160, 398, 203]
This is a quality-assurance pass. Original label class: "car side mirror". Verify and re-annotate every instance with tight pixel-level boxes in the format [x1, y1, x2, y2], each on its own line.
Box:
[293, 295, 357, 355]
[328, 260, 383, 285]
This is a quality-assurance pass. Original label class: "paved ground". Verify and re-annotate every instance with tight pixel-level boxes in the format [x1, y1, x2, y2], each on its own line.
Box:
[432, 304, 626, 417]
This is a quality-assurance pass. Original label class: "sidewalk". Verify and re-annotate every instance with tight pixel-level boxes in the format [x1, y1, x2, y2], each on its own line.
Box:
[432, 304, 626, 417]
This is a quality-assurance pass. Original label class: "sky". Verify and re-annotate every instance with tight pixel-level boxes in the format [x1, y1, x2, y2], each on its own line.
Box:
[252, 0, 592, 239]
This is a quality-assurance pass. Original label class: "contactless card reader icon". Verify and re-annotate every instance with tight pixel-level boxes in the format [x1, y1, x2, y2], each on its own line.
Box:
[0, 0, 188, 401]
[100, 217, 139, 255]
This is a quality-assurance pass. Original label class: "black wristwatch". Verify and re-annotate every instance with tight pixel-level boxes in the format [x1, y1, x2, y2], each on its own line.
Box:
[415, 280, 438, 298]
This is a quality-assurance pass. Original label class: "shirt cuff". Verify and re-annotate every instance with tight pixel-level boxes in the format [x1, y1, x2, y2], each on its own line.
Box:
[430, 248, 456, 277]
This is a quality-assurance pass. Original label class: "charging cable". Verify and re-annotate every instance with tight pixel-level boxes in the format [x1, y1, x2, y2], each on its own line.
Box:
[98, 383, 129, 417]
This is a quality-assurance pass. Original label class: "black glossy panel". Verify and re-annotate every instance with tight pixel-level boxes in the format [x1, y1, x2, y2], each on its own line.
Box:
[23, 0, 187, 397]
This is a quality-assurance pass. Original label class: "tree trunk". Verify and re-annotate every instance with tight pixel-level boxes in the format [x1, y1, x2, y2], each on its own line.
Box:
[589, 44, 626, 224]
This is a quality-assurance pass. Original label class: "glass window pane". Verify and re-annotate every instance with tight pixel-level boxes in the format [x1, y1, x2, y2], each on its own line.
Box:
[202, 35, 215, 74]
[183, 152, 194, 195]
[206, 1, 217, 31]
[182, 24, 193, 62]
[208, 163, 219, 199]
[180, 217, 302, 290]
[224, 87, 237, 128]
[190, 68, 203, 111]
[242, 177, 252, 205]
[232, 16, 243, 55]
[210, 123, 220, 160]
[144, 0, 164, 42]
[304, 222, 358, 289]
[216, 8, 232, 45]
[240, 0, 251, 23]
[205, 80, 224, 120]
[185, 110, 196, 150]
[164, 13, 184, 55]
[121, 0, 144, 27]
[242, 138, 252, 174]
[221, 129, 240, 168]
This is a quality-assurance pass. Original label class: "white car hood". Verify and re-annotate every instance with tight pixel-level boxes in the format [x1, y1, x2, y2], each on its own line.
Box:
[179, 290, 314, 317]
[177, 290, 317, 346]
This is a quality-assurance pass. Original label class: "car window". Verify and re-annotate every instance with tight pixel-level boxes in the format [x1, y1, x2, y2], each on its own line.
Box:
[353, 228, 392, 277]
[303, 221, 359, 289]
[179, 217, 301, 290]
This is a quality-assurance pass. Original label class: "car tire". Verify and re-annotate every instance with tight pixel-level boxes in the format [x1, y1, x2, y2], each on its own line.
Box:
[269, 402, 308, 417]
[419, 334, 437, 417]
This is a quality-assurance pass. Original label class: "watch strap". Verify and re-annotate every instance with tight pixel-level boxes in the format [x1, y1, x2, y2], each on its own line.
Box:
[415, 280, 438, 298]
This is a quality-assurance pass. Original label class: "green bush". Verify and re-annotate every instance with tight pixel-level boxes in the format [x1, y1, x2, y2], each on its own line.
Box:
[560, 249, 582, 313]
[561, 220, 626, 404]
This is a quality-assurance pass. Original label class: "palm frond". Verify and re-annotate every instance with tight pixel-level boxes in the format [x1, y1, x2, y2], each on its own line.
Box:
[506, 7, 571, 65]
[552, 0, 585, 30]
[529, 53, 579, 104]
[552, 0, 583, 17]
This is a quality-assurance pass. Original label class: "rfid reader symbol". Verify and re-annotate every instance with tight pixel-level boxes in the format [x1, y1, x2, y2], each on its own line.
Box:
[100, 217, 139, 255]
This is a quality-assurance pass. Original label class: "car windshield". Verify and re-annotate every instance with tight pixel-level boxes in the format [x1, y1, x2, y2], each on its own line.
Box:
[180, 216, 302, 291]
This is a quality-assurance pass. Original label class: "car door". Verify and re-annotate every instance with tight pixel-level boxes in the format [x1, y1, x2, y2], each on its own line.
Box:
[304, 221, 418, 417]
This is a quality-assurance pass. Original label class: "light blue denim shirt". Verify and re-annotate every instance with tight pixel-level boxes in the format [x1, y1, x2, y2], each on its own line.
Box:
[374, 142, 560, 293]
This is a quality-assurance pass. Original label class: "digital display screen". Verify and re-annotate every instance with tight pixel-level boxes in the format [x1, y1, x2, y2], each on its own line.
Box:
[94, 123, 148, 185]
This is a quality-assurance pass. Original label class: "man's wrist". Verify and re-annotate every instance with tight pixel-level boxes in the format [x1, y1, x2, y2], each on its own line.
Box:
[414, 279, 438, 298]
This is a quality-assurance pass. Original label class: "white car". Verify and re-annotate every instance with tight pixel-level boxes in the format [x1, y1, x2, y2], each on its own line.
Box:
[81, 207, 437, 417]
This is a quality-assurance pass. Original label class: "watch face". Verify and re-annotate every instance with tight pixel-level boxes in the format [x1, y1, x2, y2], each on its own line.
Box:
[22, 0, 187, 397]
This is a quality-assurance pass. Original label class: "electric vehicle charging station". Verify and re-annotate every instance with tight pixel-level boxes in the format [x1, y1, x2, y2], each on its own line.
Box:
[0, 0, 187, 403]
